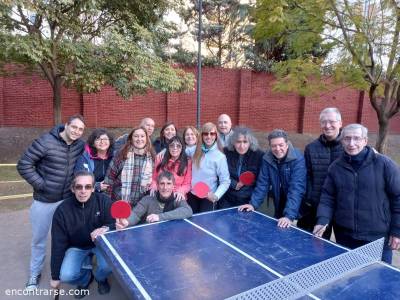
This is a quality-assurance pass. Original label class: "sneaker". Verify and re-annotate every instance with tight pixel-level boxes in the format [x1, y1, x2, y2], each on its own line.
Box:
[97, 278, 110, 295]
[74, 272, 94, 299]
[25, 274, 41, 291]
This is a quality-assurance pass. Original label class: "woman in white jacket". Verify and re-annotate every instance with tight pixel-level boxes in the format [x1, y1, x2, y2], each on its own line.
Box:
[187, 122, 230, 213]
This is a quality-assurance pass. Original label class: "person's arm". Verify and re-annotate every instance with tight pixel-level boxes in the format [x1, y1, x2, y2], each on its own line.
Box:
[50, 210, 69, 281]
[127, 197, 149, 226]
[150, 156, 162, 192]
[283, 155, 307, 220]
[304, 145, 313, 203]
[316, 170, 337, 226]
[103, 156, 122, 193]
[249, 159, 270, 209]
[158, 200, 193, 221]
[213, 155, 231, 200]
[176, 160, 192, 196]
[16, 138, 47, 190]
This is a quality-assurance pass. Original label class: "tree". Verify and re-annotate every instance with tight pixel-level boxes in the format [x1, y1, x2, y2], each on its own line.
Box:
[176, 0, 254, 68]
[0, 0, 194, 124]
[255, 0, 400, 153]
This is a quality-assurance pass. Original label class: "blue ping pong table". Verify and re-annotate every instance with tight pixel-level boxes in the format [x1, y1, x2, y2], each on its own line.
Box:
[97, 208, 400, 300]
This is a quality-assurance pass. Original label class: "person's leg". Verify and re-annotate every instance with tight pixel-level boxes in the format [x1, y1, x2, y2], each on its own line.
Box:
[92, 247, 112, 282]
[187, 193, 201, 213]
[28, 200, 62, 285]
[381, 242, 393, 264]
[59, 248, 92, 286]
[199, 199, 214, 212]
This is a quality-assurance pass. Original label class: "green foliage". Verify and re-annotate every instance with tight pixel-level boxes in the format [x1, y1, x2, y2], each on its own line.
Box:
[0, 0, 194, 122]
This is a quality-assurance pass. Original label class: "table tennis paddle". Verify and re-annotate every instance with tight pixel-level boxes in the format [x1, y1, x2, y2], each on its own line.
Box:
[111, 200, 131, 219]
[239, 171, 256, 186]
[193, 182, 210, 199]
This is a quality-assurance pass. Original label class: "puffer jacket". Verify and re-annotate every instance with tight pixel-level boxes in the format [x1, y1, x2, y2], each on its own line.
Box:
[17, 125, 84, 203]
[317, 146, 400, 241]
[304, 134, 343, 207]
[250, 144, 306, 220]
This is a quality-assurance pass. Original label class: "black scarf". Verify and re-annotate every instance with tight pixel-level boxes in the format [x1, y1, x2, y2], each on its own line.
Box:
[344, 147, 369, 171]
[156, 192, 176, 213]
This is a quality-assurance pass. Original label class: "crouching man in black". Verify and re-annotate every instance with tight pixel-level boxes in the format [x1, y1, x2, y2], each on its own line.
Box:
[50, 171, 114, 298]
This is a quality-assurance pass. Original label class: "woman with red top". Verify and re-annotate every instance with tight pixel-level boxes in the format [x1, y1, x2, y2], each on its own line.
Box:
[150, 136, 192, 201]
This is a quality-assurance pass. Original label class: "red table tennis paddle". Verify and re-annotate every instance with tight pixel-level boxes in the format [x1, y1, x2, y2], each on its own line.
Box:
[239, 171, 256, 186]
[193, 182, 210, 199]
[111, 200, 131, 219]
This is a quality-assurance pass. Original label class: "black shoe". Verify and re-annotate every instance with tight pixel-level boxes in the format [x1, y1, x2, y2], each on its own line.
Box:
[97, 278, 110, 295]
[74, 272, 94, 299]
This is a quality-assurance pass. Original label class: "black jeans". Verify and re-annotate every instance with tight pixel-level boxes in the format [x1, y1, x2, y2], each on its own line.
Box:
[187, 192, 216, 213]
[297, 205, 333, 240]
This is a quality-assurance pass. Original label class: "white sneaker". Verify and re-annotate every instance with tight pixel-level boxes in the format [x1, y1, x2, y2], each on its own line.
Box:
[25, 274, 41, 291]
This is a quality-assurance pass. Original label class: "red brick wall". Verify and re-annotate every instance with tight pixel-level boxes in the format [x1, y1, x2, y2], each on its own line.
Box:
[0, 67, 399, 134]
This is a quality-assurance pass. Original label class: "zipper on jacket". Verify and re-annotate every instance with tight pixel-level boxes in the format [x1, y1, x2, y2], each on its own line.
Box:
[354, 172, 358, 234]
[60, 144, 71, 199]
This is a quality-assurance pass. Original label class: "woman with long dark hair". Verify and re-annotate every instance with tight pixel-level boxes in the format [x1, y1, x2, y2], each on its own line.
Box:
[74, 128, 114, 192]
[153, 122, 177, 153]
[150, 136, 192, 201]
[104, 127, 154, 206]
[187, 122, 230, 213]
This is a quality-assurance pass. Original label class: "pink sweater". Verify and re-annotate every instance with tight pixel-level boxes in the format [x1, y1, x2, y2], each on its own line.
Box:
[151, 156, 192, 195]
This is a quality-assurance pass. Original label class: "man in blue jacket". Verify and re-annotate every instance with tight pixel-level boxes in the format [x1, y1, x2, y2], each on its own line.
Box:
[239, 129, 306, 228]
[17, 114, 85, 290]
[314, 124, 400, 263]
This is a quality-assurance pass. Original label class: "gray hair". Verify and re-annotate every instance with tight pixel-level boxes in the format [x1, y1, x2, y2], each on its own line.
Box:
[340, 124, 368, 139]
[71, 170, 95, 188]
[267, 129, 288, 144]
[157, 170, 175, 184]
[319, 107, 342, 122]
[227, 126, 259, 152]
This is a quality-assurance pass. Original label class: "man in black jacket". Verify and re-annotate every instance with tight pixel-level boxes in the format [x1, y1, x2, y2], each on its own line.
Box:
[314, 124, 400, 264]
[50, 171, 115, 298]
[17, 114, 85, 290]
[297, 107, 343, 239]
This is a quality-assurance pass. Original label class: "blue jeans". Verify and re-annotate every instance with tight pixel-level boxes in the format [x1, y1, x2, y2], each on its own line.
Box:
[59, 247, 112, 286]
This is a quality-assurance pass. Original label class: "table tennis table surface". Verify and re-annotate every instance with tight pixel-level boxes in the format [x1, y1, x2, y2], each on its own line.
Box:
[97, 208, 400, 300]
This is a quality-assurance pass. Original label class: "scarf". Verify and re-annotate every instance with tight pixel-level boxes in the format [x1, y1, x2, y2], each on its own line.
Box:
[120, 148, 153, 201]
[201, 142, 216, 154]
[157, 192, 176, 213]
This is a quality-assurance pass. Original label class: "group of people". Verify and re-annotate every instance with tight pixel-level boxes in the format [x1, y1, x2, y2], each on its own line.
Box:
[17, 109, 400, 298]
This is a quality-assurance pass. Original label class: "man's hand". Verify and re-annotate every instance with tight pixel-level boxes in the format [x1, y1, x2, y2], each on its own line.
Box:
[277, 217, 292, 228]
[90, 226, 109, 241]
[99, 181, 109, 192]
[116, 218, 129, 230]
[313, 224, 327, 237]
[146, 214, 160, 223]
[235, 181, 244, 190]
[149, 188, 157, 197]
[389, 235, 400, 250]
[50, 279, 60, 289]
[238, 204, 254, 212]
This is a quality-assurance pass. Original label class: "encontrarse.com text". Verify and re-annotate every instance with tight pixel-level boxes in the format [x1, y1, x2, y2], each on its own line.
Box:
[4, 288, 90, 297]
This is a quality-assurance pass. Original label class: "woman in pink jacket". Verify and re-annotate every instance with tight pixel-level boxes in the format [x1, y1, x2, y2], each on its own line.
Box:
[150, 136, 192, 201]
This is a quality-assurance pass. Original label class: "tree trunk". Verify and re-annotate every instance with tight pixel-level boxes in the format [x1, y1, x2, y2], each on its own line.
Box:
[53, 77, 63, 125]
[376, 116, 389, 154]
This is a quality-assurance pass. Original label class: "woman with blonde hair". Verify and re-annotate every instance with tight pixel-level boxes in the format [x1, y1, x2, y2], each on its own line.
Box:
[105, 127, 154, 207]
[182, 126, 200, 158]
[188, 122, 230, 213]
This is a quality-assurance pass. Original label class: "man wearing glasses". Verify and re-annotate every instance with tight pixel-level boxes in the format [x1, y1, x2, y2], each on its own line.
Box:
[314, 124, 400, 264]
[50, 171, 114, 298]
[17, 114, 85, 291]
[297, 108, 343, 239]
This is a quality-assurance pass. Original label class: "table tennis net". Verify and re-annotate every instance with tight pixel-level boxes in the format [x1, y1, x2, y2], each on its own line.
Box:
[227, 238, 384, 300]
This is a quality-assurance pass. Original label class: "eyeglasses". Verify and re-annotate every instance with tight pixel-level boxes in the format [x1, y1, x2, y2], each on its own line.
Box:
[202, 132, 217, 137]
[169, 143, 182, 149]
[74, 184, 93, 191]
[95, 138, 109, 143]
[342, 136, 365, 144]
[320, 120, 339, 126]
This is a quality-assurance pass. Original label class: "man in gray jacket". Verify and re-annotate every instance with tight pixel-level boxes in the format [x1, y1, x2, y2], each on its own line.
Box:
[116, 171, 193, 228]
[17, 114, 85, 290]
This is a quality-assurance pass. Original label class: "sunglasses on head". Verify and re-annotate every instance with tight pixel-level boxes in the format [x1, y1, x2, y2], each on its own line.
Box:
[74, 184, 93, 191]
[202, 132, 217, 137]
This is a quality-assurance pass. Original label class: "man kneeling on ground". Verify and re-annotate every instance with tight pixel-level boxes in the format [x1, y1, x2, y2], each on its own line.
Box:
[116, 171, 193, 229]
[50, 171, 114, 299]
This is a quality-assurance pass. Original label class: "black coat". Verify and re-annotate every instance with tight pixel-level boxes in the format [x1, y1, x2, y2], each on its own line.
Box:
[50, 192, 115, 280]
[17, 125, 84, 203]
[219, 148, 264, 207]
[304, 134, 343, 208]
[317, 146, 400, 241]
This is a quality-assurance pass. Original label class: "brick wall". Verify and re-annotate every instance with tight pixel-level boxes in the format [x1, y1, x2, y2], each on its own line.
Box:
[0, 67, 399, 133]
